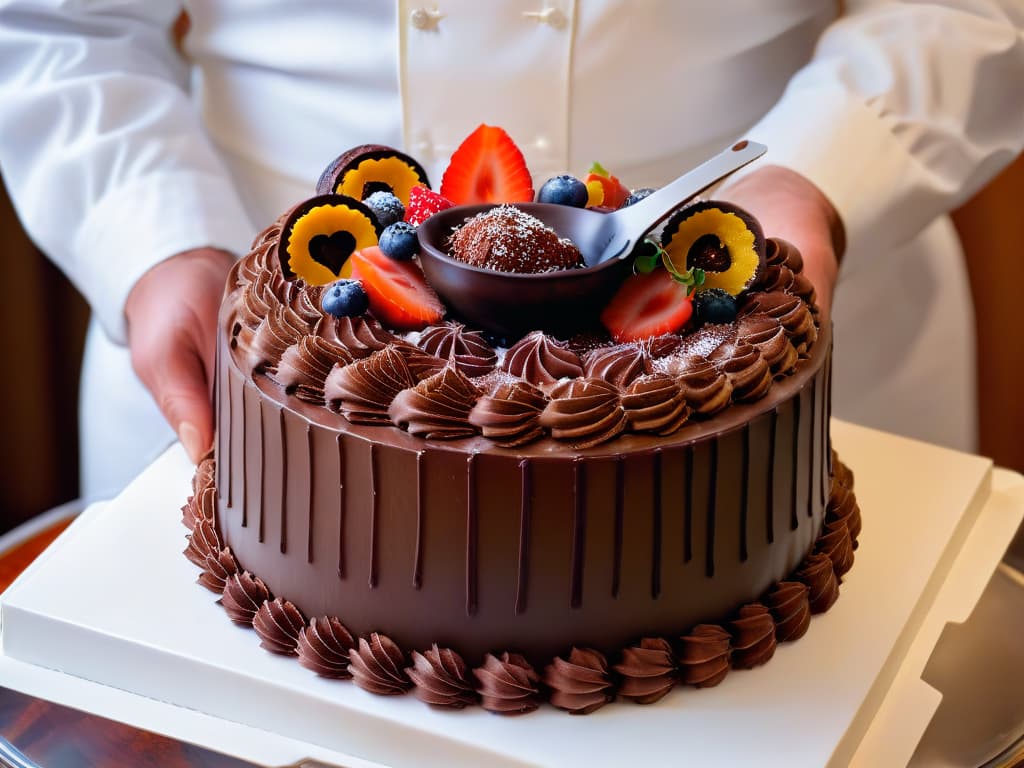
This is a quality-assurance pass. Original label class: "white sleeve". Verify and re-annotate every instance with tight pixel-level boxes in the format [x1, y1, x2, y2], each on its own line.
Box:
[0, 1, 254, 344]
[736, 0, 1024, 257]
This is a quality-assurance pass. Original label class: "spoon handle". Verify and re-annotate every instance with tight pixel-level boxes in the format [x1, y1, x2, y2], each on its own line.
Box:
[601, 140, 767, 262]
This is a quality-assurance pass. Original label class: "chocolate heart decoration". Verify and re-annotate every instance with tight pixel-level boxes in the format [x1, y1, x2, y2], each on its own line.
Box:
[308, 230, 357, 277]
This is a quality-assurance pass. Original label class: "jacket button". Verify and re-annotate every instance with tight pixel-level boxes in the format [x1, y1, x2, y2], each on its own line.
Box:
[523, 7, 567, 28]
[410, 8, 444, 31]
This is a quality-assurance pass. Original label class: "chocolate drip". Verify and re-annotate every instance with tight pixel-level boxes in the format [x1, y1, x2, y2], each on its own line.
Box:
[350, 633, 412, 695]
[612, 456, 624, 598]
[369, 444, 379, 588]
[407, 645, 478, 709]
[467, 454, 478, 616]
[740, 425, 750, 562]
[614, 638, 677, 704]
[336, 433, 346, 579]
[297, 616, 355, 678]
[543, 647, 615, 714]
[808, 383, 816, 519]
[515, 459, 532, 614]
[707, 441, 718, 578]
[257, 397, 265, 542]
[279, 407, 287, 554]
[413, 451, 425, 589]
[767, 409, 778, 544]
[240, 382, 248, 526]
[226, 363, 234, 507]
[570, 459, 586, 609]
[652, 449, 662, 599]
[253, 597, 305, 655]
[790, 395, 801, 531]
[473, 652, 541, 715]
[305, 425, 313, 563]
[684, 445, 694, 563]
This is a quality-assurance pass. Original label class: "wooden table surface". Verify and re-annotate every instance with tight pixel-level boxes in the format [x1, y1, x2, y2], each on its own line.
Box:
[0, 517, 257, 768]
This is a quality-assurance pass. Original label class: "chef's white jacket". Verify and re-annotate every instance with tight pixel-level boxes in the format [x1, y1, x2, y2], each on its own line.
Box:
[1, 1, 1022, 499]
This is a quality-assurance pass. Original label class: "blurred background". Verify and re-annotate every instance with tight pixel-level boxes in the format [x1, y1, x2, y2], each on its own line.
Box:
[1, 158, 1023, 534]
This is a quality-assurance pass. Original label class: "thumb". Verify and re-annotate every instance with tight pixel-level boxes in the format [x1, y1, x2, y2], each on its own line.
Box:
[149, 344, 214, 463]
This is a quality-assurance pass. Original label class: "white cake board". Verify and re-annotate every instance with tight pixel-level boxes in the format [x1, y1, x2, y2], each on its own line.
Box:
[0, 421, 1020, 768]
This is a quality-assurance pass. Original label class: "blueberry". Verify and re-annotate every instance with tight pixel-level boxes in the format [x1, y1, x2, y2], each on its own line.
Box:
[537, 175, 588, 208]
[378, 221, 420, 261]
[321, 279, 369, 318]
[363, 191, 405, 228]
[694, 288, 738, 325]
[623, 188, 655, 207]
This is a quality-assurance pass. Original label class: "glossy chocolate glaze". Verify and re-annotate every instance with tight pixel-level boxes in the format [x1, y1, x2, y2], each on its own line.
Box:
[215, 304, 832, 667]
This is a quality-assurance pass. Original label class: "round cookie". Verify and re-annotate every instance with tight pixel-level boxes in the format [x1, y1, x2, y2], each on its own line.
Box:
[278, 194, 382, 285]
[316, 144, 431, 206]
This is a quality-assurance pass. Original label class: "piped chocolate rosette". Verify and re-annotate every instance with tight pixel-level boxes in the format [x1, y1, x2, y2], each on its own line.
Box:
[188, 125, 858, 715]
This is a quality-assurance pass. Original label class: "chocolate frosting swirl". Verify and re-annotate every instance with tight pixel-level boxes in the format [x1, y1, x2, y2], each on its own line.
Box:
[274, 335, 354, 404]
[191, 455, 215, 497]
[707, 339, 773, 403]
[324, 345, 417, 424]
[253, 597, 306, 656]
[543, 647, 615, 715]
[184, 519, 220, 569]
[198, 547, 239, 594]
[349, 632, 412, 695]
[406, 645, 478, 709]
[795, 552, 840, 614]
[473, 652, 541, 715]
[678, 624, 731, 687]
[417, 322, 497, 378]
[235, 269, 274, 330]
[318, 314, 397, 358]
[389, 367, 481, 439]
[582, 344, 650, 388]
[764, 581, 812, 642]
[817, 518, 855, 577]
[296, 616, 355, 679]
[393, 342, 448, 381]
[621, 373, 690, 435]
[736, 314, 798, 377]
[827, 477, 862, 544]
[181, 484, 215, 532]
[759, 238, 816, 306]
[468, 379, 548, 446]
[658, 354, 734, 416]
[729, 604, 777, 669]
[740, 291, 817, 355]
[613, 638, 677, 704]
[502, 331, 583, 387]
[285, 280, 325, 327]
[247, 303, 310, 374]
[222, 571, 270, 626]
[540, 378, 628, 448]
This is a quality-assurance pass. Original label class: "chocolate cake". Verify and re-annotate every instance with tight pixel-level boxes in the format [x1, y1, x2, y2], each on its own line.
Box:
[181, 133, 861, 715]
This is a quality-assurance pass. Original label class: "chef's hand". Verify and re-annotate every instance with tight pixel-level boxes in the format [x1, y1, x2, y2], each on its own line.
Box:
[722, 165, 844, 311]
[125, 248, 235, 464]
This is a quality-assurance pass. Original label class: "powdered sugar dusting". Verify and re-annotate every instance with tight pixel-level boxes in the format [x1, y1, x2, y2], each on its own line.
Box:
[447, 205, 585, 273]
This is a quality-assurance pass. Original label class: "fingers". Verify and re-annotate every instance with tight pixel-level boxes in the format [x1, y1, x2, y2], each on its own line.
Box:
[126, 248, 235, 464]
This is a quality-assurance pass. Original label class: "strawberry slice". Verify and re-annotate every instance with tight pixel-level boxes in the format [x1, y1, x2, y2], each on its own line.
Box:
[600, 270, 693, 342]
[440, 124, 534, 204]
[404, 184, 454, 226]
[350, 246, 445, 331]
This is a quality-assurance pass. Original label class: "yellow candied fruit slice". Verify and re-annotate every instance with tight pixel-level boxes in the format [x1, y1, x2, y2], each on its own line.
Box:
[585, 179, 605, 207]
[286, 203, 379, 286]
[337, 157, 425, 206]
[663, 208, 759, 296]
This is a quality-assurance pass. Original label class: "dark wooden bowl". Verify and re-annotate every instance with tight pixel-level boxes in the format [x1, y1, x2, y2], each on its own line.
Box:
[417, 203, 633, 339]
